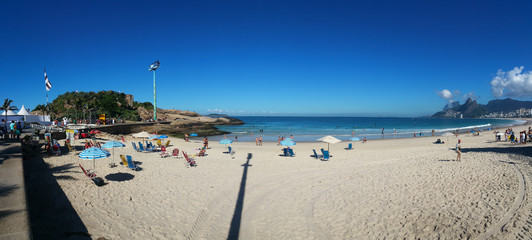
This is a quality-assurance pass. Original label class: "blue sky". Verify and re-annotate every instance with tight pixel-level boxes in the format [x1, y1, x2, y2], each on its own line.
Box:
[1, 0, 531, 117]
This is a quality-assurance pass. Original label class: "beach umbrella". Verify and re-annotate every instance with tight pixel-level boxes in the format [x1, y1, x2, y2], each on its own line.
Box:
[133, 131, 152, 139]
[496, 132, 504, 136]
[317, 135, 341, 151]
[190, 133, 198, 137]
[79, 147, 110, 172]
[219, 138, 233, 151]
[280, 138, 296, 147]
[158, 135, 168, 139]
[441, 132, 454, 143]
[102, 141, 125, 167]
[219, 138, 233, 145]
[350, 137, 360, 142]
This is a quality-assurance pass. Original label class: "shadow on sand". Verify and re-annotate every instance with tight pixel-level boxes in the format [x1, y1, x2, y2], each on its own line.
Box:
[227, 153, 252, 240]
[24, 153, 90, 239]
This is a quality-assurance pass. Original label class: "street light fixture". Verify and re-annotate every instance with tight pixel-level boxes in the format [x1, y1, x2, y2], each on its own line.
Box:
[149, 60, 160, 121]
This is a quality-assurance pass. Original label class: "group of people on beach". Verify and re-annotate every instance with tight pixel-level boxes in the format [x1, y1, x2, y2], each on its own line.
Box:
[0, 119, 22, 140]
[495, 128, 532, 144]
[255, 136, 263, 146]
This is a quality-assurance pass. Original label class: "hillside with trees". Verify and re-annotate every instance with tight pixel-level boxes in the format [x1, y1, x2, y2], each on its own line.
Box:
[34, 90, 152, 121]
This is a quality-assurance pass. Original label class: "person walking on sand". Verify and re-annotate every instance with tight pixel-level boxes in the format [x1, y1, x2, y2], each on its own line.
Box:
[203, 136, 209, 149]
[456, 139, 461, 161]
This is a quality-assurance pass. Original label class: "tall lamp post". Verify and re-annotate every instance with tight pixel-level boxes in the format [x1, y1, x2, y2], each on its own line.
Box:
[149, 60, 160, 121]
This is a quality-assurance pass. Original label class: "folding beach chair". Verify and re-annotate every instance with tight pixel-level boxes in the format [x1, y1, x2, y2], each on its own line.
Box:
[78, 163, 96, 179]
[322, 150, 330, 161]
[282, 148, 288, 156]
[172, 148, 180, 158]
[288, 148, 295, 157]
[183, 152, 197, 167]
[312, 149, 322, 159]
[156, 139, 162, 147]
[165, 140, 171, 148]
[119, 154, 128, 166]
[126, 155, 141, 171]
[160, 146, 170, 158]
[138, 142, 145, 152]
[121, 136, 126, 142]
[132, 142, 140, 152]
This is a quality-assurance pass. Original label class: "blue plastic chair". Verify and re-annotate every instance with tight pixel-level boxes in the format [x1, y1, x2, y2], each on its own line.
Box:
[138, 142, 145, 152]
[283, 148, 288, 156]
[131, 142, 139, 152]
[347, 143, 353, 150]
[322, 150, 330, 160]
[126, 155, 141, 171]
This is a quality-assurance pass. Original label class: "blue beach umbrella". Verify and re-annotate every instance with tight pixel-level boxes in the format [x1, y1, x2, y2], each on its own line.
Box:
[102, 141, 126, 166]
[79, 147, 111, 172]
[219, 138, 233, 145]
[350, 137, 360, 142]
[190, 133, 198, 137]
[280, 138, 296, 147]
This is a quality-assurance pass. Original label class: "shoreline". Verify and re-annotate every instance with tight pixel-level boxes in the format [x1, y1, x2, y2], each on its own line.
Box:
[205, 118, 528, 143]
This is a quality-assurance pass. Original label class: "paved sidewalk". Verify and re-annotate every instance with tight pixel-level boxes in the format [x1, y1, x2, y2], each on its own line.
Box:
[0, 140, 31, 240]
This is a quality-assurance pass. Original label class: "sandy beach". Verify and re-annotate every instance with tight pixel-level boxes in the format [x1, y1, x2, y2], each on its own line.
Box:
[29, 124, 532, 239]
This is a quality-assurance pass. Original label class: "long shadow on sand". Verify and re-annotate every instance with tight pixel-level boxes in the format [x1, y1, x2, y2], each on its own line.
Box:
[227, 153, 253, 240]
[24, 153, 91, 239]
[461, 145, 532, 165]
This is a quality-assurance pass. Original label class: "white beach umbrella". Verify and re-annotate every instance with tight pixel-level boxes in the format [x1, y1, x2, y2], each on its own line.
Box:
[317, 135, 341, 151]
[441, 132, 454, 143]
[132, 131, 152, 138]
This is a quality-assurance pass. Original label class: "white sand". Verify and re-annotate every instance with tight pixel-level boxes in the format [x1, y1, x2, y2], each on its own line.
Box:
[45, 124, 532, 239]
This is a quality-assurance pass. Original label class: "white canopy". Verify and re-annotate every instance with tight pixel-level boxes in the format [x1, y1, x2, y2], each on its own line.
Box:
[132, 131, 152, 138]
[317, 135, 342, 144]
[1, 110, 17, 116]
[17, 105, 32, 116]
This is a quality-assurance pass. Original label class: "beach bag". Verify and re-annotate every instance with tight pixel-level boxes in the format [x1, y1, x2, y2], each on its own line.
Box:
[92, 177, 105, 186]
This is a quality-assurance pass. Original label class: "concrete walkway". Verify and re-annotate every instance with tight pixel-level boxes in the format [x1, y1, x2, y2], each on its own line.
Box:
[0, 140, 31, 240]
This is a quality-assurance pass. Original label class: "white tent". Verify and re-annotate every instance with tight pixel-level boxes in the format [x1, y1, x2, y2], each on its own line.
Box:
[17, 105, 32, 116]
[1, 110, 18, 116]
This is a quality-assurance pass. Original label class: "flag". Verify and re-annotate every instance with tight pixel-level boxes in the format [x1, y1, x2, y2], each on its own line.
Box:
[44, 68, 52, 91]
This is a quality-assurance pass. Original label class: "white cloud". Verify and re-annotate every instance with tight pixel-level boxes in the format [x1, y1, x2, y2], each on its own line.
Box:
[462, 91, 479, 101]
[491, 66, 532, 98]
[437, 89, 453, 100]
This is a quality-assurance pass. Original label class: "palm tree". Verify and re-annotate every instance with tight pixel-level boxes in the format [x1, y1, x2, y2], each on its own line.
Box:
[0, 98, 18, 123]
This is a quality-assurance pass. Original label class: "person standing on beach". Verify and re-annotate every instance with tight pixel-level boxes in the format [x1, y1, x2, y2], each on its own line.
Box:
[203, 136, 208, 149]
[255, 137, 259, 146]
[456, 139, 461, 161]
[259, 136, 263, 146]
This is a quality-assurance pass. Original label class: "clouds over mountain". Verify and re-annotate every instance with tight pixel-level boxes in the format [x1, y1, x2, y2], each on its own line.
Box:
[491, 66, 532, 98]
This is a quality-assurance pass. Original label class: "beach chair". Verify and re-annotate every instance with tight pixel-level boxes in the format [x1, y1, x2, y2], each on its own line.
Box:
[183, 152, 197, 167]
[121, 136, 126, 142]
[119, 154, 128, 166]
[138, 142, 145, 152]
[347, 143, 353, 150]
[288, 148, 295, 157]
[52, 144, 61, 156]
[126, 155, 141, 171]
[282, 148, 288, 156]
[160, 146, 170, 158]
[322, 150, 330, 161]
[132, 142, 140, 152]
[66, 143, 76, 154]
[165, 140, 171, 148]
[78, 163, 96, 179]
[312, 149, 322, 159]
[156, 139, 162, 147]
[172, 148, 180, 158]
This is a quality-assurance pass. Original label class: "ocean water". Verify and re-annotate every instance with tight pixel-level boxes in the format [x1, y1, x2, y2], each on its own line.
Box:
[209, 117, 525, 142]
